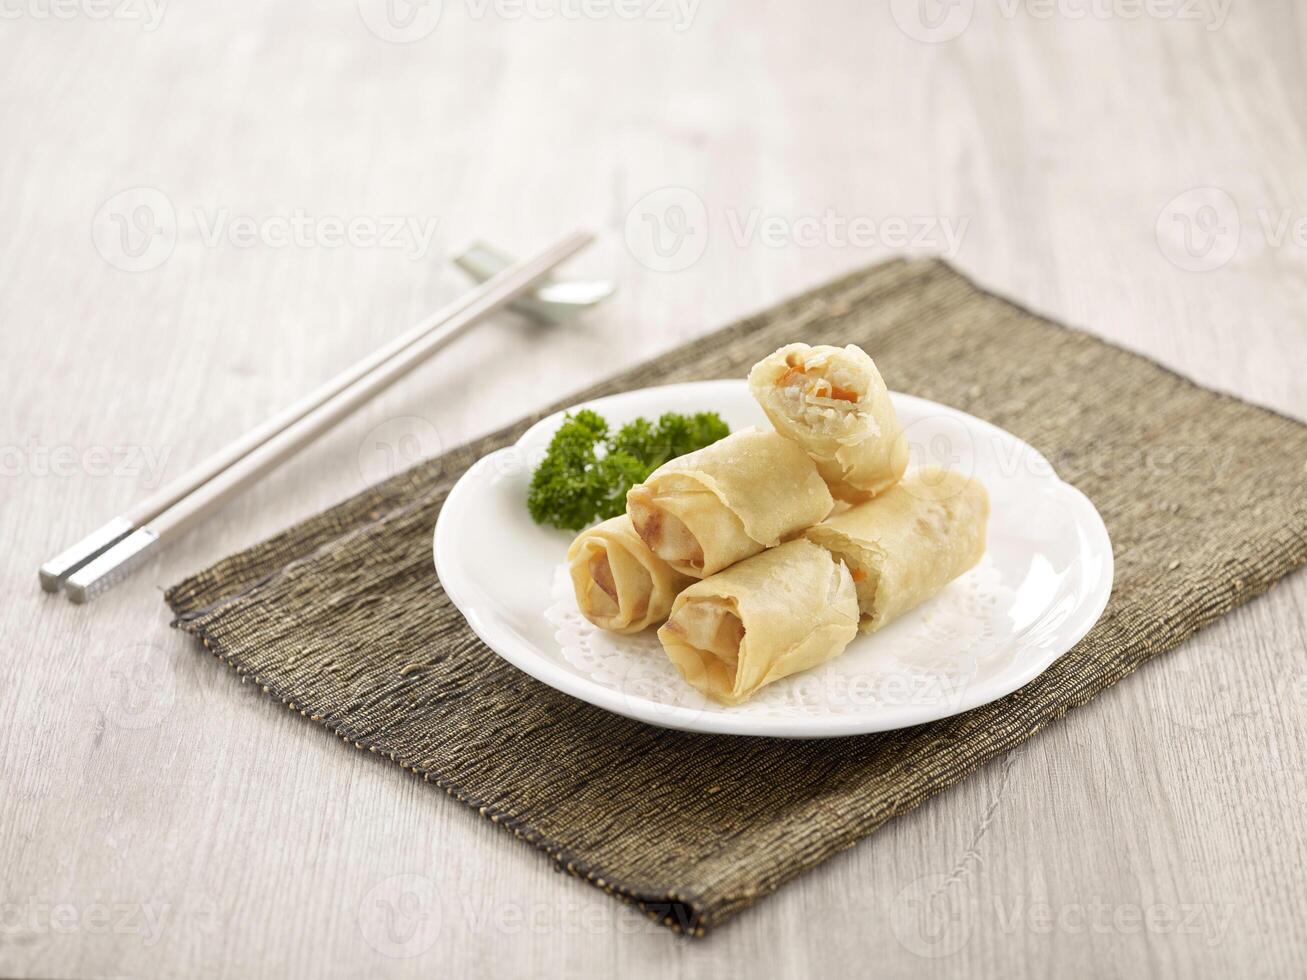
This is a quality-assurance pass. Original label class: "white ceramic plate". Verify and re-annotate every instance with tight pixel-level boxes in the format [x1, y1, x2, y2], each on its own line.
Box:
[434, 380, 1113, 738]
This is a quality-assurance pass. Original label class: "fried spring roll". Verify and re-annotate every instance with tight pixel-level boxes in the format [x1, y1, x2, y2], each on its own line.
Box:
[748, 342, 908, 502]
[804, 467, 989, 632]
[626, 429, 833, 579]
[567, 515, 693, 633]
[657, 539, 860, 704]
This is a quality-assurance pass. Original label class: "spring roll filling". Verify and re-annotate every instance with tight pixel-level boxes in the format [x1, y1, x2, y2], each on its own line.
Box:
[662, 599, 746, 697]
[813, 543, 882, 627]
[575, 542, 651, 622]
[663, 598, 745, 668]
[589, 551, 619, 602]
[627, 497, 704, 569]
[575, 546, 620, 619]
[627, 475, 758, 575]
[772, 352, 874, 443]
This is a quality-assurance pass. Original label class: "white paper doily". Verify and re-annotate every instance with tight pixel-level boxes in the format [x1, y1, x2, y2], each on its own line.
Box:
[543, 557, 1019, 720]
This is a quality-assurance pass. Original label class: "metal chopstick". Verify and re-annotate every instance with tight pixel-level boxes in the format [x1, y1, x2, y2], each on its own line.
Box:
[43, 230, 594, 603]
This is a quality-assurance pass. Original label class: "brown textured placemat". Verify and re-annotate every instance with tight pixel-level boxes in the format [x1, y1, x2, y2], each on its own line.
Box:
[167, 258, 1307, 936]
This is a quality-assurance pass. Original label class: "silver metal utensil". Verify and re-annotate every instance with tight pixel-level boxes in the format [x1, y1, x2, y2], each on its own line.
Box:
[454, 241, 614, 325]
[43, 230, 596, 603]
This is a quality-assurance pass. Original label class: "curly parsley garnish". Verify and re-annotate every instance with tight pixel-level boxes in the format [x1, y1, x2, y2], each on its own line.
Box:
[527, 409, 729, 531]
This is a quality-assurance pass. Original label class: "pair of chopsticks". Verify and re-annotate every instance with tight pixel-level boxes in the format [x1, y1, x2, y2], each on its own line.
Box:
[41, 230, 595, 603]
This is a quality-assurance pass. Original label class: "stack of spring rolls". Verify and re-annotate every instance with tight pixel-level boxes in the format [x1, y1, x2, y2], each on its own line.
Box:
[566, 343, 990, 705]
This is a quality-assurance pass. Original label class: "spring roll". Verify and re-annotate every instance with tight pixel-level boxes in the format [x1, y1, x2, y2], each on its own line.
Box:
[626, 429, 834, 579]
[567, 515, 693, 634]
[804, 467, 988, 632]
[748, 342, 908, 502]
[658, 539, 860, 704]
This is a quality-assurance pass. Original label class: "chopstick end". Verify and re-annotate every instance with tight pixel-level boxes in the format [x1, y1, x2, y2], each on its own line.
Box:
[63, 527, 160, 605]
[38, 516, 138, 596]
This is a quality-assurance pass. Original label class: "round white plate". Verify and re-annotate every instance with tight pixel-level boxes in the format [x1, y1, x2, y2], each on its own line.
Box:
[434, 380, 1113, 738]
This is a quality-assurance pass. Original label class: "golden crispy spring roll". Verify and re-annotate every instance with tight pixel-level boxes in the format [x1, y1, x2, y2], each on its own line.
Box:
[626, 429, 834, 579]
[804, 467, 988, 632]
[748, 342, 908, 502]
[657, 539, 860, 704]
[567, 515, 693, 634]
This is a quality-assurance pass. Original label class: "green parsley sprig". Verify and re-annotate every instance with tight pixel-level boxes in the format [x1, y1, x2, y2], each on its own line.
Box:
[527, 409, 729, 531]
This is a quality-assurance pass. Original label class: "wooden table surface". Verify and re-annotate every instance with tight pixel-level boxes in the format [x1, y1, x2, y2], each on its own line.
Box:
[3, 2, 1305, 977]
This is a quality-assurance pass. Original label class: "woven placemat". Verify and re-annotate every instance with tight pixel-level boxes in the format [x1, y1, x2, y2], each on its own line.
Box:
[167, 258, 1307, 936]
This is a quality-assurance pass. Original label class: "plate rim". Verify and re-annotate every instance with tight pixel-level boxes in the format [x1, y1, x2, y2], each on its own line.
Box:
[434, 380, 1114, 738]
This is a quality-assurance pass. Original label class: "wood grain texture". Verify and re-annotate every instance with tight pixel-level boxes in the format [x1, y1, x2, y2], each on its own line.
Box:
[1, 1, 1305, 977]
